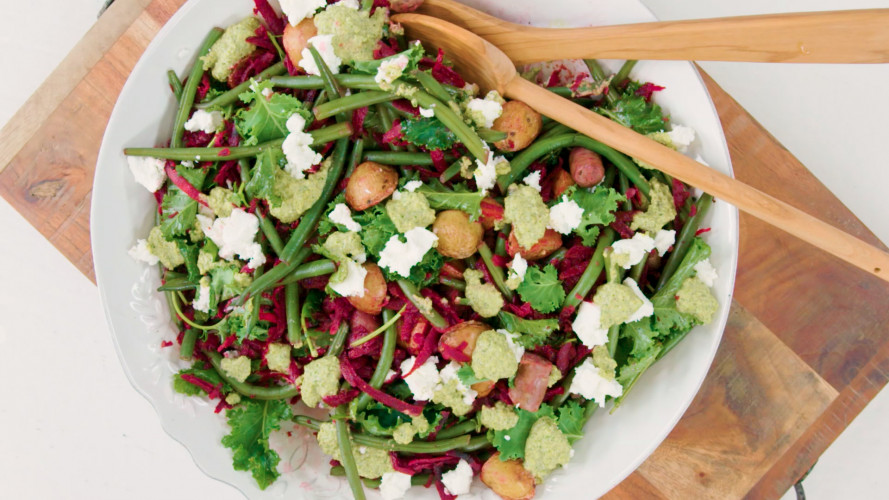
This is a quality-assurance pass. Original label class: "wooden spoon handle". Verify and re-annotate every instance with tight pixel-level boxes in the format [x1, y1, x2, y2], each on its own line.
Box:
[421, 0, 889, 65]
[505, 76, 889, 282]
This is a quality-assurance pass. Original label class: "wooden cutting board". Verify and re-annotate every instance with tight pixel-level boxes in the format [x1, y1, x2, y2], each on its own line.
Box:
[3, 0, 888, 497]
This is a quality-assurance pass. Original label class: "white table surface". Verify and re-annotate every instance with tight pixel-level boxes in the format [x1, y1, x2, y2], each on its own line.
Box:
[1, 1, 887, 499]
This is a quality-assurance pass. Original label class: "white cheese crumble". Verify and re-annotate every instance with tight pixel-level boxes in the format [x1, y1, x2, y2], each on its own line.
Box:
[329, 259, 367, 298]
[193, 281, 211, 313]
[548, 196, 584, 235]
[203, 208, 267, 269]
[611, 232, 655, 269]
[299, 35, 342, 76]
[694, 258, 718, 287]
[498, 329, 526, 363]
[128, 239, 159, 265]
[261, 87, 274, 98]
[466, 95, 503, 128]
[400, 356, 441, 401]
[508, 253, 528, 282]
[339, 0, 360, 8]
[374, 54, 410, 89]
[570, 357, 623, 407]
[127, 156, 167, 192]
[403, 180, 423, 192]
[280, 0, 327, 25]
[668, 124, 696, 153]
[653, 229, 676, 257]
[523, 171, 542, 192]
[473, 153, 507, 194]
[572, 301, 608, 348]
[623, 277, 654, 323]
[439, 361, 478, 405]
[380, 471, 413, 500]
[419, 106, 435, 118]
[282, 114, 323, 179]
[442, 460, 474, 496]
[184, 109, 224, 134]
[328, 203, 362, 232]
[378, 227, 438, 278]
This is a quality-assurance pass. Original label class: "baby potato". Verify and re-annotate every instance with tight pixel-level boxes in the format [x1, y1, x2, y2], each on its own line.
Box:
[389, 0, 424, 12]
[506, 228, 562, 261]
[493, 101, 543, 152]
[397, 316, 428, 355]
[439, 320, 488, 361]
[471, 380, 496, 398]
[432, 210, 484, 259]
[568, 147, 605, 187]
[347, 263, 387, 315]
[480, 452, 536, 500]
[345, 161, 399, 211]
[549, 167, 576, 198]
[282, 19, 317, 67]
[350, 310, 381, 336]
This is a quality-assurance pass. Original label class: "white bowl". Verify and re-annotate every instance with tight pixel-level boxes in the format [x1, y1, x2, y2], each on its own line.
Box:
[91, 0, 738, 498]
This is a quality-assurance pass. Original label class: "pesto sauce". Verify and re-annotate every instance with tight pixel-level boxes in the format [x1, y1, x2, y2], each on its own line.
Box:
[147, 226, 185, 269]
[676, 276, 719, 324]
[631, 179, 676, 233]
[470, 329, 519, 381]
[504, 185, 550, 249]
[523, 417, 572, 482]
[593, 283, 642, 329]
[269, 160, 330, 223]
[313, 5, 387, 63]
[386, 192, 436, 233]
[202, 17, 260, 82]
[463, 269, 504, 318]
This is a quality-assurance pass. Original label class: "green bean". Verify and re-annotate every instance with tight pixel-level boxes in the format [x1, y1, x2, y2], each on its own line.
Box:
[547, 87, 574, 97]
[407, 85, 487, 161]
[330, 466, 431, 487]
[477, 241, 513, 302]
[540, 123, 572, 139]
[278, 258, 336, 286]
[608, 324, 621, 358]
[164, 289, 184, 329]
[309, 45, 346, 101]
[316, 91, 397, 120]
[376, 103, 402, 152]
[294, 416, 475, 452]
[169, 293, 225, 331]
[242, 265, 264, 337]
[258, 213, 284, 257]
[551, 371, 576, 408]
[286, 283, 302, 347]
[434, 419, 477, 440]
[413, 69, 451, 103]
[124, 122, 353, 161]
[494, 225, 510, 257]
[396, 279, 448, 329]
[312, 89, 329, 109]
[384, 101, 417, 121]
[439, 159, 464, 183]
[157, 276, 196, 291]
[656, 193, 713, 290]
[613, 60, 638, 90]
[573, 135, 651, 193]
[327, 322, 350, 358]
[197, 61, 286, 109]
[179, 328, 198, 360]
[363, 151, 455, 166]
[547, 247, 567, 265]
[354, 308, 399, 413]
[336, 418, 366, 500]
[564, 228, 616, 308]
[462, 435, 493, 452]
[477, 128, 508, 143]
[206, 351, 299, 400]
[351, 305, 405, 347]
[171, 28, 223, 148]
[439, 276, 466, 292]
[237, 247, 313, 305]
[584, 59, 617, 106]
[346, 139, 365, 176]
[167, 69, 183, 101]
[270, 74, 378, 90]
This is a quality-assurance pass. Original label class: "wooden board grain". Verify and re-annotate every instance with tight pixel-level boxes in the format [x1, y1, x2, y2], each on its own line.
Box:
[3, 1, 889, 498]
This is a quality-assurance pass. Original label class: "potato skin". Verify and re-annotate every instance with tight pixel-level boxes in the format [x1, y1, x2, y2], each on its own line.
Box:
[549, 167, 576, 198]
[439, 320, 488, 361]
[345, 161, 399, 211]
[432, 210, 484, 259]
[347, 263, 387, 315]
[389, 0, 424, 12]
[282, 19, 317, 67]
[480, 452, 536, 500]
[493, 101, 542, 152]
[471, 380, 496, 398]
[506, 228, 562, 261]
[569, 147, 605, 187]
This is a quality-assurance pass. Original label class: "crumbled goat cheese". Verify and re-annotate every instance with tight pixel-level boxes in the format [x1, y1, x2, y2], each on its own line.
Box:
[509, 253, 528, 282]
[280, 0, 327, 25]
[466, 96, 503, 128]
[203, 208, 267, 269]
[653, 229, 676, 257]
[329, 259, 368, 298]
[668, 124, 696, 153]
[623, 277, 654, 323]
[439, 361, 478, 405]
[419, 106, 435, 117]
[570, 358, 623, 406]
[184, 109, 224, 134]
[339, 0, 360, 8]
[299, 35, 342, 75]
[282, 114, 323, 179]
[572, 301, 608, 348]
[403, 180, 423, 192]
[378, 227, 438, 278]
[400, 356, 441, 401]
[523, 171, 542, 192]
[193, 282, 211, 313]
[329, 203, 362, 232]
[127, 156, 167, 192]
[548, 196, 584, 235]
[612, 232, 656, 269]
[375, 54, 410, 89]
[498, 329, 526, 363]
[694, 258, 718, 287]
[128, 239, 159, 265]
[474, 154, 508, 194]
[380, 471, 413, 500]
[261, 87, 274, 98]
[441, 460, 474, 496]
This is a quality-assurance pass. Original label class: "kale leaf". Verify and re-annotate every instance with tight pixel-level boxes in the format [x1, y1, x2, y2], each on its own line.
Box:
[497, 311, 558, 349]
[222, 398, 292, 489]
[400, 117, 458, 150]
[516, 264, 566, 314]
[567, 185, 625, 246]
[416, 181, 485, 221]
[235, 79, 312, 146]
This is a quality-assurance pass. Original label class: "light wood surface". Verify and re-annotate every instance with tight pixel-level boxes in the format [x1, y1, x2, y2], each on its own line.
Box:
[3, 0, 889, 497]
[417, 0, 889, 64]
[396, 12, 889, 283]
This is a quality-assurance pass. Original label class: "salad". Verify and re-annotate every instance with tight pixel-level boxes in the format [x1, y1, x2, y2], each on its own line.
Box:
[124, 0, 721, 498]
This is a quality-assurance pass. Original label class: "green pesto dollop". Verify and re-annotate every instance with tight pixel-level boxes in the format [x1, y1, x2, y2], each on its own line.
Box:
[317, 422, 340, 457]
[265, 343, 292, 373]
[631, 179, 677, 233]
[523, 417, 572, 482]
[314, 5, 387, 63]
[392, 416, 430, 444]
[676, 276, 719, 324]
[592, 345, 618, 380]
[269, 159, 329, 223]
[225, 392, 241, 405]
[432, 378, 474, 416]
[479, 402, 519, 431]
[189, 217, 205, 242]
[317, 422, 394, 478]
[202, 17, 260, 82]
[208, 187, 237, 217]
[471, 329, 519, 381]
[220, 355, 251, 383]
[547, 366, 562, 388]
[197, 249, 221, 274]
[323, 231, 366, 261]
[300, 356, 341, 408]
[386, 192, 436, 233]
[147, 226, 185, 269]
[463, 269, 504, 318]
[593, 282, 642, 329]
[504, 185, 550, 249]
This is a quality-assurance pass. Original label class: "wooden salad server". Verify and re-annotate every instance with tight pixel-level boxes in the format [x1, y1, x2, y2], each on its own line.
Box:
[412, 0, 889, 64]
[392, 12, 889, 283]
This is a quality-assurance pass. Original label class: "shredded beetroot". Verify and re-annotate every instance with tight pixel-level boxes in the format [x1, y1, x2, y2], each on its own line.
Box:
[382, 120, 407, 146]
[253, 0, 285, 35]
[695, 227, 712, 236]
[543, 385, 565, 402]
[430, 149, 447, 173]
[503, 301, 534, 318]
[671, 178, 691, 211]
[229, 50, 277, 88]
[370, 0, 390, 13]
[184, 130, 213, 148]
[434, 477, 458, 500]
[546, 67, 564, 88]
[390, 99, 421, 116]
[558, 244, 594, 290]
[392, 453, 460, 475]
[635, 82, 666, 102]
[555, 342, 575, 374]
[429, 48, 466, 87]
[160, 340, 174, 348]
[213, 160, 240, 187]
[491, 254, 509, 268]
[610, 210, 638, 239]
[195, 74, 211, 101]
[340, 357, 425, 416]
[421, 288, 460, 326]
[246, 24, 275, 51]
[351, 106, 369, 138]
[439, 342, 470, 363]
[690, 204, 698, 217]
[407, 323, 439, 376]
[180, 374, 223, 400]
[284, 56, 300, 75]
[473, 259, 495, 286]
[569, 73, 589, 95]
[153, 188, 165, 214]
[165, 163, 209, 207]
[558, 305, 576, 333]
[320, 296, 355, 335]
[322, 388, 361, 407]
[373, 37, 399, 59]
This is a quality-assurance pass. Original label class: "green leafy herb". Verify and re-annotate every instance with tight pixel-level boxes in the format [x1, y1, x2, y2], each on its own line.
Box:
[351, 42, 425, 75]
[318, 193, 349, 236]
[222, 398, 292, 490]
[497, 311, 558, 349]
[176, 163, 206, 189]
[490, 405, 554, 460]
[516, 264, 566, 314]
[209, 265, 250, 311]
[245, 148, 283, 205]
[400, 117, 458, 150]
[353, 206, 399, 257]
[456, 364, 487, 386]
[567, 186, 625, 246]
[599, 81, 668, 134]
[380, 247, 444, 289]
[176, 240, 201, 283]
[235, 79, 312, 146]
[556, 401, 586, 444]
[160, 186, 198, 240]
[173, 365, 230, 396]
[416, 181, 485, 221]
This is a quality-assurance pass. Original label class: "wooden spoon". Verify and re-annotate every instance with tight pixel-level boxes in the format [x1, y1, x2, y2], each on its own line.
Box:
[392, 12, 889, 283]
[412, 0, 889, 64]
